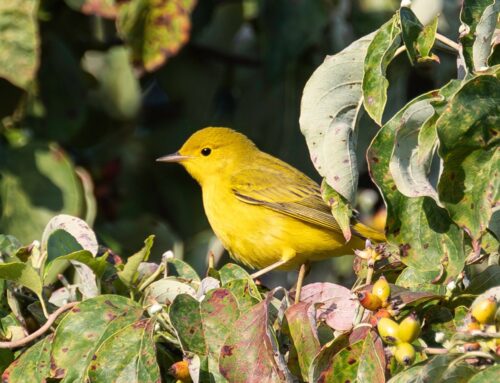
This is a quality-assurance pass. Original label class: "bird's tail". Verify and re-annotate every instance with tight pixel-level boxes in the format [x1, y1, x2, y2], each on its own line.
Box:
[352, 222, 386, 242]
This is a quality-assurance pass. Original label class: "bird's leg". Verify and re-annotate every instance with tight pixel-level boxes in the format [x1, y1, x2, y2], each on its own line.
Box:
[294, 262, 311, 304]
[250, 259, 288, 279]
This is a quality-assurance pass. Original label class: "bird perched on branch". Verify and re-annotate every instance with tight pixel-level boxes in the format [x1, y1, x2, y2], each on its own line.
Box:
[157, 127, 384, 301]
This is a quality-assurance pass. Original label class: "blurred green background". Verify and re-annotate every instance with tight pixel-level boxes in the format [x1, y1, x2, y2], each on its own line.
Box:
[0, 0, 461, 287]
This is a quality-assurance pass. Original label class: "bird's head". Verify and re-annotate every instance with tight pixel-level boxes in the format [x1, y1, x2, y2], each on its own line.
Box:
[157, 127, 257, 185]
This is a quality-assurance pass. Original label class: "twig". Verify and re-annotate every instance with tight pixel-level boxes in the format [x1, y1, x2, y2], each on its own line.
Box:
[435, 33, 460, 52]
[422, 347, 450, 355]
[0, 302, 78, 349]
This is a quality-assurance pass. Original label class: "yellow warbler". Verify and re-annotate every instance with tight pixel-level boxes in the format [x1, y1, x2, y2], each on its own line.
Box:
[158, 127, 384, 296]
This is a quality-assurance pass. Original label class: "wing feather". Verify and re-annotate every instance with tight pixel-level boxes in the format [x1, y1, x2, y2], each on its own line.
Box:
[230, 154, 344, 233]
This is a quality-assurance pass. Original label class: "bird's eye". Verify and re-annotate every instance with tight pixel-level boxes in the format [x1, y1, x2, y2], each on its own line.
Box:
[201, 147, 212, 156]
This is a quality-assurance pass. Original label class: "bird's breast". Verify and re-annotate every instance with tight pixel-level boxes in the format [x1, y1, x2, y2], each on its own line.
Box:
[201, 182, 357, 270]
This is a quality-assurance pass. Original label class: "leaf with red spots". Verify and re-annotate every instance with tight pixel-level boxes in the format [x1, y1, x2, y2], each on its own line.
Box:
[309, 329, 384, 383]
[169, 289, 241, 381]
[283, 302, 320, 381]
[2, 335, 52, 383]
[298, 282, 357, 331]
[50, 295, 144, 381]
[116, 0, 197, 72]
[86, 318, 160, 382]
[300, 33, 378, 203]
[219, 290, 294, 383]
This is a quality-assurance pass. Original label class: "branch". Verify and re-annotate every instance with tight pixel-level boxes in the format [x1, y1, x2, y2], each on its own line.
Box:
[0, 302, 78, 349]
[435, 33, 460, 52]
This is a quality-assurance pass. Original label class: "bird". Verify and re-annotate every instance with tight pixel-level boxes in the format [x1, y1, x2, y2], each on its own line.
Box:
[157, 127, 385, 302]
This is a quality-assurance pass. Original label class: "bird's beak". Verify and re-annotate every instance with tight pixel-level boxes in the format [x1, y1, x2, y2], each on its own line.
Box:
[156, 152, 190, 163]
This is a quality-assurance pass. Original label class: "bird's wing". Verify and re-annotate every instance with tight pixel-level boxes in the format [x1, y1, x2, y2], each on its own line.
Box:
[230, 155, 345, 233]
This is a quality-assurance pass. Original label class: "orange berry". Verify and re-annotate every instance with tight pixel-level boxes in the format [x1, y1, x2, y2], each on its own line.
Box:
[463, 342, 480, 352]
[169, 360, 191, 382]
[357, 291, 382, 311]
[369, 308, 392, 326]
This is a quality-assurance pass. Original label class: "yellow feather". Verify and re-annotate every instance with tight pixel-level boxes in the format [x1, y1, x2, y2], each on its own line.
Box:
[159, 127, 385, 271]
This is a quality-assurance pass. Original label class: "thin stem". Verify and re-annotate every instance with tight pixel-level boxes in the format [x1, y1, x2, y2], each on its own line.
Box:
[435, 33, 460, 52]
[138, 263, 165, 292]
[422, 347, 450, 355]
[0, 302, 77, 349]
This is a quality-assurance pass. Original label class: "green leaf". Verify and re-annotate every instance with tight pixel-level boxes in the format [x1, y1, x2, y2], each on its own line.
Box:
[1, 335, 52, 383]
[46, 229, 83, 264]
[308, 332, 350, 382]
[321, 180, 353, 241]
[316, 339, 365, 383]
[472, 1, 500, 71]
[219, 263, 252, 284]
[0, 349, 14, 376]
[0, 0, 39, 89]
[363, 14, 402, 125]
[37, 34, 87, 142]
[283, 302, 320, 381]
[400, 7, 439, 64]
[460, 0, 496, 72]
[396, 267, 446, 295]
[0, 143, 84, 244]
[50, 295, 144, 381]
[357, 332, 386, 383]
[0, 262, 42, 297]
[118, 235, 155, 287]
[64, 0, 118, 18]
[169, 293, 207, 355]
[144, 277, 197, 305]
[200, 288, 240, 382]
[219, 292, 292, 382]
[82, 46, 141, 120]
[86, 318, 160, 383]
[0, 235, 21, 258]
[259, 0, 329, 79]
[167, 257, 200, 282]
[41, 214, 98, 256]
[468, 365, 500, 382]
[117, 0, 197, 72]
[56, 250, 110, 279]
[300, 33, 376, 202]
[223, 279, 261, 312]
[387, 354, 465, 383]
[368, 88, 466, 282]
[465, 265, 500, 294]
[437, 74, 500, 241]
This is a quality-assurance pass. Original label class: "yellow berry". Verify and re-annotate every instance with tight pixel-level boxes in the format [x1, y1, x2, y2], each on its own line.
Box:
[372, 276, 391, 304]
[471, 296, 497, 324]
[377, 317, 401, 344]
[357, 291, 382, 311]
[395, 342, 416, 366]
[399, 313, 421, 343]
